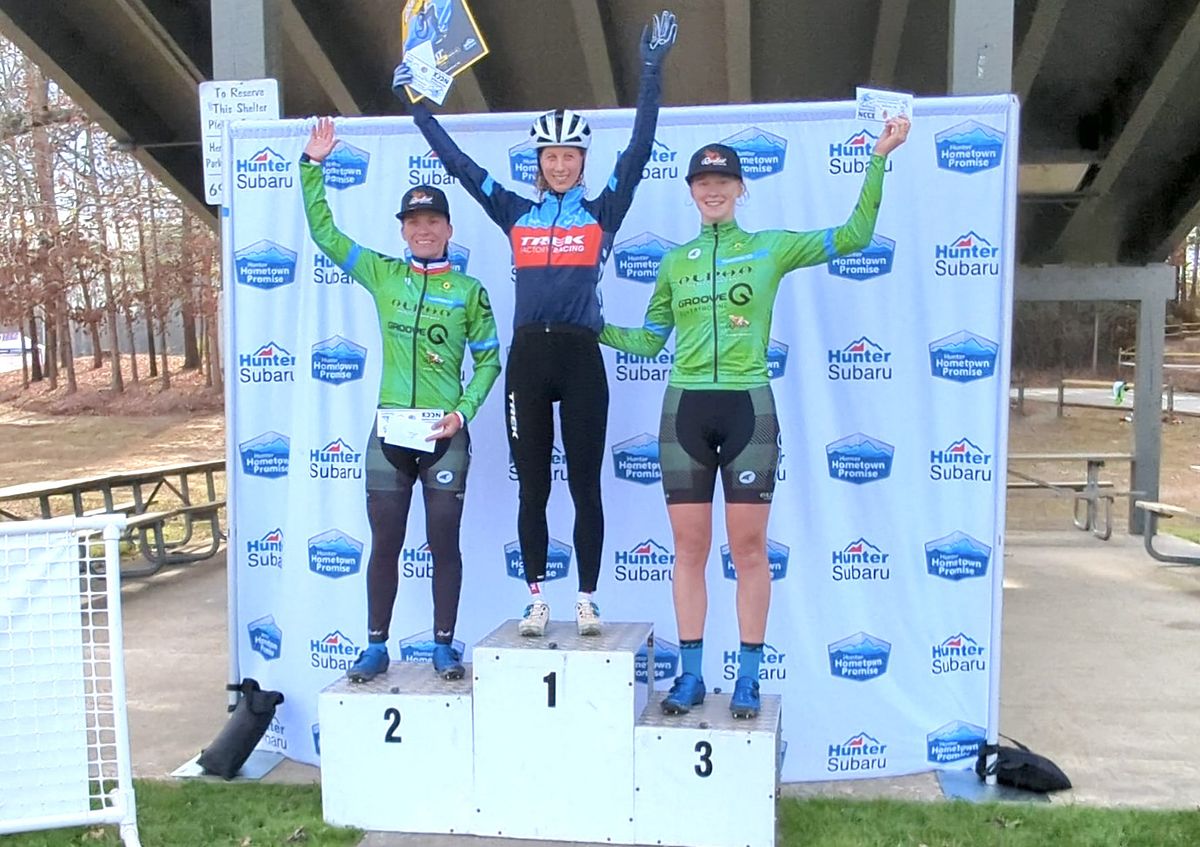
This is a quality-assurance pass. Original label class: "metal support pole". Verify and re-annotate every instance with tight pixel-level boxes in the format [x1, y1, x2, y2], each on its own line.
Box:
[211, 0, 283, 82]
[1131, 294, 1166, 533]
[948, 0, 1014, 94]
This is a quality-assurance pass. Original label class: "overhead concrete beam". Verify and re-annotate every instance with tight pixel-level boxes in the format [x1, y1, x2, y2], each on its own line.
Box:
[279, 0, 359, 115]
[724, 0, 752, 103]
[869, 0, 909, 88]
[112, 0, 204, 87]
[444, 66, 489, 114]
[1012, 0, 1067, 101]
[1016, 264, 1175, 302]
[567, 0, 617, 108]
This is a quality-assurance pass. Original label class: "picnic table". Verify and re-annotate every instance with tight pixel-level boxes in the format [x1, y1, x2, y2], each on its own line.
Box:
[0, 460, 226, 576]
[1007, 452, 1135, 540]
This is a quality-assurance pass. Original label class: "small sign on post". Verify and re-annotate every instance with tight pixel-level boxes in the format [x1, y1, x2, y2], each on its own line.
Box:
[198, 79, 281, 206]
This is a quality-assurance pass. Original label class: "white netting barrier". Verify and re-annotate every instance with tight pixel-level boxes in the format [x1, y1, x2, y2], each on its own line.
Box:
[0, 516, 140, 847]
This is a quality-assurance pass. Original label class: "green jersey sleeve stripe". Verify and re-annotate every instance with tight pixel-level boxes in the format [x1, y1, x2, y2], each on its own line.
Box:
[645, 320, 670, 336]
[469, 338, 499, 351]
[340, 243, 362, 274]
[425, 294, 466, 308]
[823, 228, 836, 261]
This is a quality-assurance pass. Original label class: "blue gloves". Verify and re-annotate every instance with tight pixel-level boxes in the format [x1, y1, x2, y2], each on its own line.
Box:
[392, 61, 414, 98]
[640, 10, 678, 68]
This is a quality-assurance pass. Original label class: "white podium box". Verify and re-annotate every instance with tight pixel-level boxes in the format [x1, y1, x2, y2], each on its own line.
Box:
[319, 662, 474, 835]
[634, 693, 782, 847]
[472, 620, 654, 844]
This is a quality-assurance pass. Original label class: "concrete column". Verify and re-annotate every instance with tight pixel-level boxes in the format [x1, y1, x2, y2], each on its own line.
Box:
[211, 0, 283, 82]
[948, 0, 1014, 94]
[1131, 294, 1166, 533]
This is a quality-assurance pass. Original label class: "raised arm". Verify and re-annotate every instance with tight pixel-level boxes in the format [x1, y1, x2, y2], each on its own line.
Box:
[456, 282, 502, 422]
[599, 261, 675, 356]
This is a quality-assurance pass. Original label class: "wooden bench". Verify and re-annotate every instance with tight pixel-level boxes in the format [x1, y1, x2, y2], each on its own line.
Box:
[123, 500, 226, 577]
[1008, 453, 1134, 540]
[1133, 501, 1200, 566]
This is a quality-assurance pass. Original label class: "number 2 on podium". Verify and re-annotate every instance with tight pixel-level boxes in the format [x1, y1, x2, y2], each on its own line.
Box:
[383, 707, 402, 743]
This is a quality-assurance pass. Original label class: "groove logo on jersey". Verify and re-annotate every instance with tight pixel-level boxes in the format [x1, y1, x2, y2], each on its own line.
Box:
[401, 541, 433, 579]
[935, 231, 1000, 277]
[508, 140, 540, 184]
[612, 433, 661, 484]
[310, 630, 358, 671]
[248, 614, 283, 660]
[828, 632, 892, 681]
[399, 629, 466, 663]
[827, 129, 896, 176]
[930, 438, 993, 482]
[826, 433, 894, 483]
[924, 531, 991, 580]
[827, 732, 888, 774]
[307, 529, 364, 579]
[828, 336, 893, 382]
[723, 643, 786, 681]
[505, 538, 572, 582]
[239, 432, 290, 478]
[935, 120, 1005, 174]
[614, 349, 674, 382]
[246, 528, 284, 569]
[767, 338, 789, 379]
[641, 139, 680, 180]
[511, 225, 603, 267]
[636, 636, 679, 684]
[408, 148, 457, 187]
[239, 341, 296, 384]
[235, 240, 297, 289]
[721, 539, 789, 580]
[828, 234, 895, 280]
[721, 127, 787, 179]
[614, 538, 675, 582]
[932, 633, 987, 675]
[309, 438, 363, 481]
[236, 147, 293, 191]
[405, 241, 471, 274]
[927, 720, 987, 764]
[312, 252, 352, 285]
[831, 537, 891, 582]
[509, 445, 567, 482]
[311, 335, 367, 384]
[929, 331, 998, 383]
[323, 141, 370, 189]
[614, 232, 677, 283]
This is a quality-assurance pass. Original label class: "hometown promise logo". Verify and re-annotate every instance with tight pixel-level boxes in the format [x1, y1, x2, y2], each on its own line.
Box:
[930, 437, 993, 483]
[721, 127, 787, 179]
[239, 432, 290, 478]
[246, 528, 283, 569]
[826, 433, 894, 483]
[508, 140, 539, 185]
[932, 632, 987, 676]
[309, 438, 363, 481]
[322, 141, 370, 189]
[234, 240, 297, 289]
[924, 531, 991, 580]
[311, 335, 367, 385]
[505, 538, 572, 582]
[399, 629, 467, 664]
[831, 537, 891, 582]
[614, 232, 678, 283]
[828, 234, 896, 280]
[935, 231, 1000, 278]
[828, 632, 892, 681]
[767, 338, 789, 379]
[827, 128, 895, 176]
[239, 341, 295, 384]
[310, 630, 358, 671]
[828, 336, 893, 382]
[927, 720, 987, 764]
[721, 539, 789, 580]
[929, 331, 998, 383]
[827, 732, 889, 774]
[636, 636, 680, 684]
[236, 147, 293, 191]
[935, 120, 1005, 174]
[248, 614, 282, 660]
[614, 538, 675, 582]
[612, 433, 661, 484]
[307, 529, 364, 579]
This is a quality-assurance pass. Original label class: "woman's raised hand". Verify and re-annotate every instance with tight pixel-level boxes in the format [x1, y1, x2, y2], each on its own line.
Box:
[304, 116, 337, 163]
[873, 115, 911, 157]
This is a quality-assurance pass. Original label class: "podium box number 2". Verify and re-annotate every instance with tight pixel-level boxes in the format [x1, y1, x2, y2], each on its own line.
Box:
[471, 620, 653, 844]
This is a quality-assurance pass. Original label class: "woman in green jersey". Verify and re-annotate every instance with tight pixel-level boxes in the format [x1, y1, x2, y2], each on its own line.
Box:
[601, 116, 910, 718]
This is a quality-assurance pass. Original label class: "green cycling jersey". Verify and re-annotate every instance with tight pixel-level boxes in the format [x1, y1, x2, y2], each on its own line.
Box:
[600, 154, 887, 390]
[300, 161, 501, 419]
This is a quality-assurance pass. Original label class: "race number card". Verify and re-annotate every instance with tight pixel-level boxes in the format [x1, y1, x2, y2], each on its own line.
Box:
[401, 0, 490, 104]
[377, 408, 445, 453]
[856, 86, 914, 123]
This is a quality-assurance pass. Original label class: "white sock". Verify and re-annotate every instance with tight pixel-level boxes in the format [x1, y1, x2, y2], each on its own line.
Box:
[577, 591, 594, 606]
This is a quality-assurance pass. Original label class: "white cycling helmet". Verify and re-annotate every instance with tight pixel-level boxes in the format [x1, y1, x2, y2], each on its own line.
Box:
[529, 109, 592, 150]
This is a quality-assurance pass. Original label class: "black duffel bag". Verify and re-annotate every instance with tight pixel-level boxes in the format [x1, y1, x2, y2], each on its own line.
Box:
[975, 736, 1071, 793]
[197, 678, 285, 780]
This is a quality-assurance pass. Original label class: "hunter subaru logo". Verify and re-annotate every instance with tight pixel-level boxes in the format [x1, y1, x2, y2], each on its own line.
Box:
[827, 129, 894, 176]
[405, 241, 471, 274]
[935, 120, 1005, 174]
[826, 433, 894, 484]
[935, 231, 1000, 277]
[766, 338, 788, 379]
[831, 537, 891, 582]
[312, 724, 320, 756]
[239, 431, 290, 478]
[312, 253, 351, 285]
[925, 531, 991, 581]
[642, 138, 680, 180]
[614, 232, 677, 283]
[239, 341, 295, 385]
[505, 538, 572, 582]
[399, 629, 466, 664]
[636, 636, 680, 684]
[828, 234, 895, 280]
[929, 331, 998, 383]
[827, 732, 888, 774]
[246, 528, 283, 569]
[612, 433, 661, 484]
[508, 140, 540, 185]
[930, 437, 993, 483]
[307, 529, 364, 579]
[248, 614, 282, 661]
[721, 127, 787, 179]
[614, 538, 675, 582]
[408, 148, 456, 187]
[311, 335, 367, 384]
[235, 240, 297, 289]
[927, 721, 987, 764]
[401, 542, 433, 579]
[721, 539, 789, 580]
[236, 147, 293, 191]
[323, 141, 370, 189]
[828, 336, 893, 382]
[828, 632, 892, 681]
[723, 643, 786, 681]
[614, 349, 674, 382]
[310, 438, 363, 481]
[310, 629, 358, 672]
[932, 633, 987, 676]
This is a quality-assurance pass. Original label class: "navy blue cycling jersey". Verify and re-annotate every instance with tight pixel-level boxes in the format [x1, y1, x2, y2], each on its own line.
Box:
[410, 65, 662, 333]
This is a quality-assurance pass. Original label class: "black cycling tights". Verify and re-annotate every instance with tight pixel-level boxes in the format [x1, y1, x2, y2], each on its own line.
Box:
[505, 326, 609, 593]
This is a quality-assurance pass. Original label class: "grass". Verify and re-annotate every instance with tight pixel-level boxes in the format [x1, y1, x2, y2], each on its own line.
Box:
[1165, 524, 1200, 544]
[7, 787, 1200, 847]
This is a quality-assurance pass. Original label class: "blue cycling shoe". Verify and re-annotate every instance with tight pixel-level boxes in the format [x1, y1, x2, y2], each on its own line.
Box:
[661, 672, 706, 715]
[730, 676, 761, 719]
[431, 644, 465, 680]
[347, 644, 389, 683]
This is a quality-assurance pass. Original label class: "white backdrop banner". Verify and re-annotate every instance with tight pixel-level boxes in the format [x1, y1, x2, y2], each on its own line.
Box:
[224, 95, 1018, 782]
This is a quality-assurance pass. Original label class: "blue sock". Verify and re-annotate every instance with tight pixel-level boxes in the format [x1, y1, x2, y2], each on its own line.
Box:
[680, 639, 703, 678]
[738, 642, 764, 681]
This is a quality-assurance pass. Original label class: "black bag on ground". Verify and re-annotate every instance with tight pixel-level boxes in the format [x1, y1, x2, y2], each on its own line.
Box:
[975, 736, 1071, 793]
[197, 678, 285, 780]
